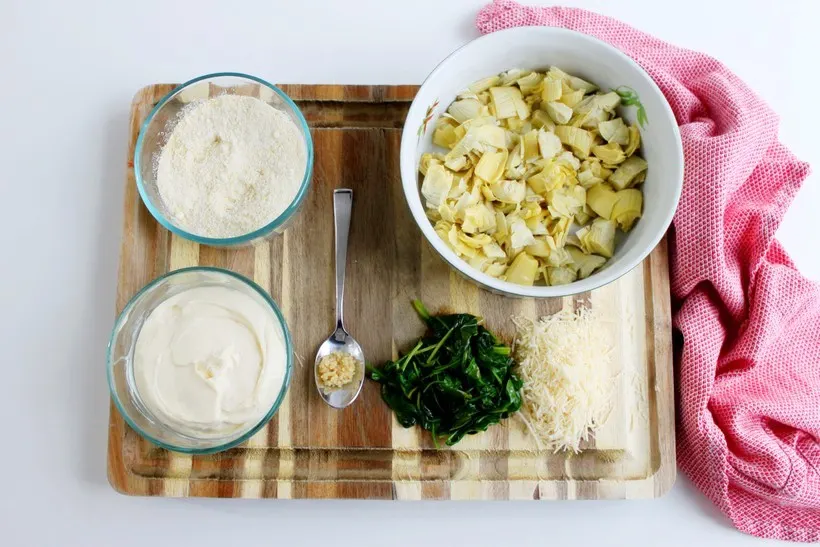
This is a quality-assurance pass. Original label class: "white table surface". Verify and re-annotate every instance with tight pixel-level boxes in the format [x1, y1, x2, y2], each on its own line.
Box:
[2, 0, 818, 545]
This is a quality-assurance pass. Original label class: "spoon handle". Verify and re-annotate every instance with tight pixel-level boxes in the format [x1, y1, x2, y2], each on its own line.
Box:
[333, 189, 353, 331]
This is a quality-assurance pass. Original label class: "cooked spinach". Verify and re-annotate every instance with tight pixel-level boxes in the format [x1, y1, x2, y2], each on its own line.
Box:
[366, 300, 522, 446]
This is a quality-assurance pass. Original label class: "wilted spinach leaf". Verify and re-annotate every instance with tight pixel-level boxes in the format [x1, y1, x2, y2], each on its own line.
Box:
[367, 300, 522, 446]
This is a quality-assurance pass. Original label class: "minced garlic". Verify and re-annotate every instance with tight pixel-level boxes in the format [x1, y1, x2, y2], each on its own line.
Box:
[317, 352, 359, 390]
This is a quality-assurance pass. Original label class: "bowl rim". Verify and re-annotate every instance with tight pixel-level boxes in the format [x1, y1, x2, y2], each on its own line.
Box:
[400, 26, 683, 298]
[106, 266, 294, 455]
[134, 71, 315, 247]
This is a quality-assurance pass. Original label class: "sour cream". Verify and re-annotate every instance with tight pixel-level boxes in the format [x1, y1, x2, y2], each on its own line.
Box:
[133, 285, 287, 438]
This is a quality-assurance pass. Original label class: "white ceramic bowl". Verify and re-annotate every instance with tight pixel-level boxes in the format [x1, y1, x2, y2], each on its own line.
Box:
[400, 27, 683, 297]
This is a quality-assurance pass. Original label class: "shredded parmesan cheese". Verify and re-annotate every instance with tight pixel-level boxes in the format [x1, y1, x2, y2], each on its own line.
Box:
[512, 308, 614, 452]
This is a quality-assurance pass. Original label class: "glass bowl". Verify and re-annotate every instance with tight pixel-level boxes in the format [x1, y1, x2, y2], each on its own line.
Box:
[107, 267, 293, 454]
[134, 72, 314, 247]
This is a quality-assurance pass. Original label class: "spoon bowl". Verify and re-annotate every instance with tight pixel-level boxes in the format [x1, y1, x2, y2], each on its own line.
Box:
[314, 328, 365, 409]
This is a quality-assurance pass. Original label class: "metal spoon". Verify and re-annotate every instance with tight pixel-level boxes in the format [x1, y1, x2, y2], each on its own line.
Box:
[314, 189, 365, 409]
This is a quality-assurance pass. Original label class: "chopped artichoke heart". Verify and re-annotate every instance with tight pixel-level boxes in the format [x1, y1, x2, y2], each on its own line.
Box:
[445, 133, 474, 162]
[598, 118, 630, 146]
[578, 169, 604, 188]
[505, 253, 539, 286]
[437, 201, 456, 223]
[545, 247, 572, 268]
[545, 101, 573, 125]
[474, 149, 508, 183]
[525, 214, 548, 235]
[480, 184, 497, 202]
[504, 118, 522, 133]
[547, 266, 577, 286]
[559, 89, 586, 109]
[458, 230, 493, 248]
[499, 69, 530, 86]
[548, 217, 572, 248]
[545, 67, 570, 82]
[514, 97, 531, 120]
[487, 179, 525, 204]
[541, 78, 563, 102]
[624, 124, 641, 157]
[567, 76, 598, 94]
[447, 99, 483, 124]
[473, 124, 507, 150]
[574, 208, 592, 225]
[468, 252, 493, 272]
[537, 129, 563, 160]
[454, 115, 496, 141]
[456, 91, 479, 101]
[509, 217, 536, 250]
[419, 152, 444, 176]
[484, 262, 507, 278]
[421, 164, 453, 208]
[469, 76, 501, 94]
[462, 203, 497, 234]
[554, 126, 592, 159]
[595, 92, 621, 112]
[587, 183, 619, 219]
[609, 156, 648, 190]
[494, 211, 508, 236]
[572, 106, 609, 130]
[592, 142, 626, 165]
[545, 67, 599, 94]
[546, 187, 584, 218]
[443, 155, 470, 172]
[611, 189, 642, 231]
[489, 86, 523, 119]
[572, 95, 597, 116]
[525, 238, 552, 257]
[433, 122, 459, 149]
[567, 247, 606, 279]
[504, 143, 525, 179]
[447, 226, 479, 258]
[530, 109, 556, 131]
[586, 160, 612, 180]
[517, 72, 544, 96]
[581, 218, 616, 258]
[522, 130, 540, 163]
[448, 170, 470, 199]
[556, 150, 581, 172]
[434, 220, 451, 241]
[483, 241, 506, 259]
[527, 163, 566, 194]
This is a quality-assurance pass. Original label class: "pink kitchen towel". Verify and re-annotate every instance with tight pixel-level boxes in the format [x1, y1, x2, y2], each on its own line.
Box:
[476, 1, 820, 542]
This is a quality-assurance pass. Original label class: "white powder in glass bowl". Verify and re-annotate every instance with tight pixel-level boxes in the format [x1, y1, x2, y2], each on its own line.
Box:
[155, 94, 307, 239]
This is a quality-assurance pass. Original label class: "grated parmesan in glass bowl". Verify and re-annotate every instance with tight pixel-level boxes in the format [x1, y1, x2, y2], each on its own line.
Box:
[134, 72, 314, 247]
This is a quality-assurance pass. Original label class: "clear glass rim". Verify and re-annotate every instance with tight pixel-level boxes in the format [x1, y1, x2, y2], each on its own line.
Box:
[106, 266, 294, 455]
[134, 72, 315, 246]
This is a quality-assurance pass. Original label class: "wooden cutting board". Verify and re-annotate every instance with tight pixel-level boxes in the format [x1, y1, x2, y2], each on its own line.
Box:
[107, 83, 675, 499]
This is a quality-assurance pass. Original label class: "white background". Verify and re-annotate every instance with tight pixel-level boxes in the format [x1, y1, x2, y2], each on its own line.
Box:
[2, 0, 818, 545]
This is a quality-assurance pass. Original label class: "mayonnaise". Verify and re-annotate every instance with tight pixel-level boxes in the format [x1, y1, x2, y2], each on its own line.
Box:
[133, 285, 287, 438]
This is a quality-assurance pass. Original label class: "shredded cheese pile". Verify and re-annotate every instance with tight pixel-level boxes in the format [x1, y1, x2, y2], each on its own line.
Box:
[513, 308, 614, 452]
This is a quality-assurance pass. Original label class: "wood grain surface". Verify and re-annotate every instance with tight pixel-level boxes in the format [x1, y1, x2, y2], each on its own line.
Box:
[107, 84, 676, 499]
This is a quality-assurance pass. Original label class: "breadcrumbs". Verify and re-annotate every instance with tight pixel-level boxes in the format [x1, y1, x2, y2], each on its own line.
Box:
[317, 352, 359, 390]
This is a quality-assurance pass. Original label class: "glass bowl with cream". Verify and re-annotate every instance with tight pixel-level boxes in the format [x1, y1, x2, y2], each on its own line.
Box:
[107, 267, 292, 454]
